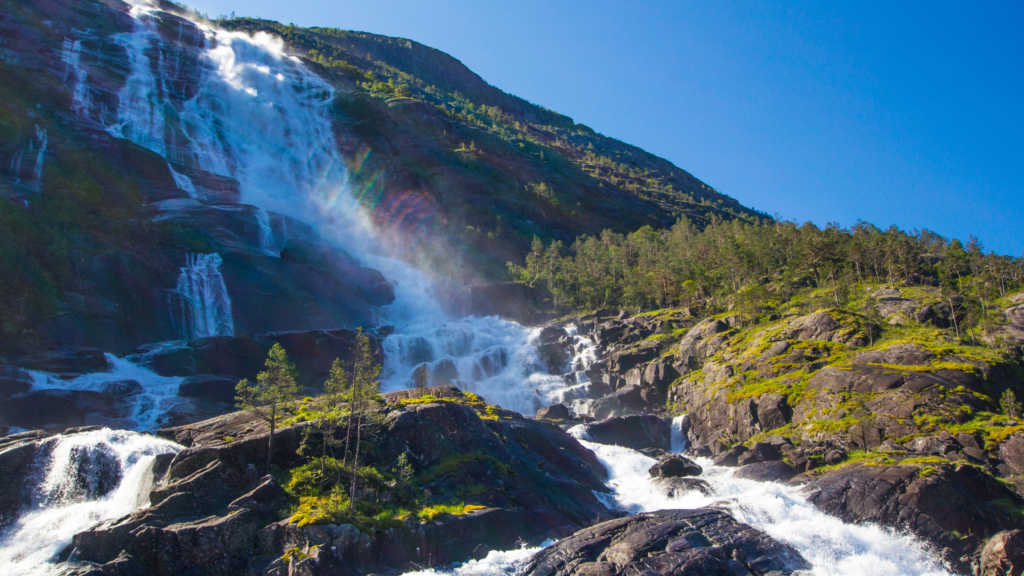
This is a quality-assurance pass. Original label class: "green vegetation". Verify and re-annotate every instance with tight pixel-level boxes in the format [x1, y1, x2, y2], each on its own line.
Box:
[236, 343, 301, 466]
[511, 217, 1021, 317]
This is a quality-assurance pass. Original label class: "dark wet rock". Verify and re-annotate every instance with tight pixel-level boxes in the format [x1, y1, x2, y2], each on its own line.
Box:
[12, 347, 111, 375]
[713, 444, 749, 467]
[650, 477, 714, 498]
[0, 390, 88, 430]
[101, 380, 143, 398]
[975, 530, 1024, 576]
[737, 442, 782, 466]
[649, 454, 702, 478]
[734, 461, 797, 483]
[0, 365, 33, 398]
[588, 385, 649, 419]
[430, 358, 459, 386]
[137, 329, 382, 390]
[525, 508, 810, 576]
[803, 462, 1023, 571]
[450, 282, 548, 326]
[581, 415, 671, 451]
[177, 374, 238, 402]
[537, 403, 571, 420]
[0, 434, 45, 529]
[65, 443, 123, 500]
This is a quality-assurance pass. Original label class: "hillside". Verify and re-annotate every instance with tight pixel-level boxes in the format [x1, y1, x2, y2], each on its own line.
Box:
[1, 1, 1023, 575]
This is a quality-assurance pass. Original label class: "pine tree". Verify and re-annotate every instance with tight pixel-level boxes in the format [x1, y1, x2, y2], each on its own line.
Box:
[412, 364, 430, 392]
[236, 343, 300, 467]
[342, 330, 382, 510]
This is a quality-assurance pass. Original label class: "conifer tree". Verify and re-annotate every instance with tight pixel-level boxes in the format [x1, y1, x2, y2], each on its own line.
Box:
[236, 343, 299, 466]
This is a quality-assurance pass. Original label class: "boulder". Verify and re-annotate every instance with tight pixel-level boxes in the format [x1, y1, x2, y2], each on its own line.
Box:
[580, 415, 671, 451]
[713, 444, 749, 467]
[676, 318, 731, 370]
[976, 530, 1024, 576]
[1000, 434, 1024, 475]
[803, 462, 1023, 571]
[177, 374, 238, 403]
[650, 477, 713, 498]
[537, 404, 571, 420]
[381, 384, 464, 404]
[648, 454, 702, 478]
[525, 508, 810, 576]
[734, 461, 797, 483]
[100, 380, 143, 398]
[736, 442, 782, 466]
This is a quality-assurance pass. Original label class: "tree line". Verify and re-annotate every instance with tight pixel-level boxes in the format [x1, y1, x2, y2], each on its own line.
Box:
[509, 217, 1023, 334]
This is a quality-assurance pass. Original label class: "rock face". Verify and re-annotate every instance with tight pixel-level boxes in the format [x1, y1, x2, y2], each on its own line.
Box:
[803, 462, 1024, 571]
[135, 329, 384, 390]
[525, 508, 811, 576]
[975, 530, 1024, 576]
[577, 415, 672, 451]
[69, 392, 616, 575]
[449, 282, 549, 326]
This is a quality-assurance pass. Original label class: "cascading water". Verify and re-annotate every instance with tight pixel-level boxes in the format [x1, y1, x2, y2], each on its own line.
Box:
[105, 1, 581, 417]
[60, 37, 90, 116]
[175, 252, 234, 340]
[0, 429, 181, 575]
[69, 6, 956, 574]
[32, 125, 47, 190]
[255, 206, 276, 255]
[578, 437, 953, 576]
[30, 353, 186, 431]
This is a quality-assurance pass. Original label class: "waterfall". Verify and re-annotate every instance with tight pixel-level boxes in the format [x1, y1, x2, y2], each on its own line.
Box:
[175, 253, 234, 340]
[168, 163, 198, 198]
[0, 429, 181, 575]
[108, 7, 167, 157]
[32, 126, 47, 188]
[255, 207, 276, 255]
[60, 37, 90, 116]
[579, 440, 952, 576]
[9, 149, 23, 181]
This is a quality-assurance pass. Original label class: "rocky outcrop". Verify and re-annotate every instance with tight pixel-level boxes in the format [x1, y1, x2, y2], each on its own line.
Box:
[525, 508, 810, 576]
[974, 530, 1024, 576]
[70, 391, 616, 575]
[449, 282, 549, 326]
[803, 462, 1024, 571]
[575, 415, 672, 451]
[135, 329, 384, 390]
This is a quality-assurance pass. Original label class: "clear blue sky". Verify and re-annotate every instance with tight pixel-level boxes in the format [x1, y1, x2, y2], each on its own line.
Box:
[187, 0, 1024, 255]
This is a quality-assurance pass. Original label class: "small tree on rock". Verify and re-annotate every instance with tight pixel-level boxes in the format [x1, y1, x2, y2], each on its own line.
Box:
[1002, 389, 1022, 419]
[412, 364, 430, 393]
[236, 343, 300, 467]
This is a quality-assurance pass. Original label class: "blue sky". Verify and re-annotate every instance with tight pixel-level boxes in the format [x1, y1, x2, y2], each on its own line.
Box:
[187, 0, 1024, 255]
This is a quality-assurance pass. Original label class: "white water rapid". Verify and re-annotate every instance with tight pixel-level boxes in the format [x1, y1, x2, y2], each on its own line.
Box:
[580, 438, 953, 576]
[0, 429, 181, 575]
[175, 252, 234, 340]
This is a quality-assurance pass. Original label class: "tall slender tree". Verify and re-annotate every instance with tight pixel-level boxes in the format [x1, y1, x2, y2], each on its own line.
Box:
[236, 343, 299, 466]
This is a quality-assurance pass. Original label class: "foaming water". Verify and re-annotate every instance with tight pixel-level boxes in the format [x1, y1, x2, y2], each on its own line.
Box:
[0, 429, 181, 575]
[580, 440, 952, 576]
[400, 542, 551, 576]
[30, 353, 185, 431]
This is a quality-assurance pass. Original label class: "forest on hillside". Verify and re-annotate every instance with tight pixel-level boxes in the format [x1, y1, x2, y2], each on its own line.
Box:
[509, 217, 1024, 342]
